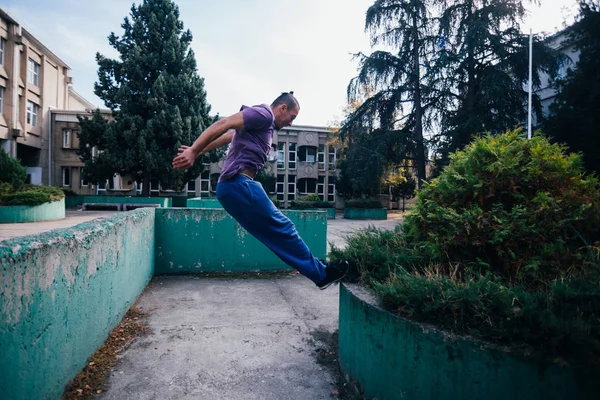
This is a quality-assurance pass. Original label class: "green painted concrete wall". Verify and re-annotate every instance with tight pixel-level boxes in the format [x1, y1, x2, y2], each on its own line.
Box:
[186, 197, 223, 208]
[0, 209, 155, 400]
[343, 207, 387, 220]
[64, 195, 86, 208]
[0, 198, 65, 223]
[83, 196, 172, 207]
[338, 284, 600, 400]
[154, 208, 327, 274]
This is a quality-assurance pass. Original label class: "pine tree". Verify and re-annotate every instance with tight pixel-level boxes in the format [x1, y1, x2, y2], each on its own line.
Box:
[343, 0, 436, 189]
[435, 0, 558, 154]
[544, 2, 600, 176]
[78, 0, 221, 195]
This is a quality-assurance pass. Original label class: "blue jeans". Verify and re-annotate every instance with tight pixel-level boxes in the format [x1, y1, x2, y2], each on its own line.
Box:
[216, 174, 326, 284]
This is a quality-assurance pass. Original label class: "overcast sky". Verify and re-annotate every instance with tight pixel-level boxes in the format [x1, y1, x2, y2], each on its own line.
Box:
[2, 0, 580, 126]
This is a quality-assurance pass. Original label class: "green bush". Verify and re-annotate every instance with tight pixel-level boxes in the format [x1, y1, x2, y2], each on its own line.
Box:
[290, 200, 334, 209]
[0, 150, 27, 186]
[302, 193, 321, 202]
[345, 198, 383, 209]
[0, 184, 65, 206]
[331, 130, 600, 364]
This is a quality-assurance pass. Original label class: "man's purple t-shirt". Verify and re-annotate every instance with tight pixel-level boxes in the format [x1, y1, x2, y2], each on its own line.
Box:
[218, 104, 275, 182]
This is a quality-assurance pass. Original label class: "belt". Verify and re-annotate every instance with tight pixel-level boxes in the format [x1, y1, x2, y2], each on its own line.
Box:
[239, 168, 256, 180]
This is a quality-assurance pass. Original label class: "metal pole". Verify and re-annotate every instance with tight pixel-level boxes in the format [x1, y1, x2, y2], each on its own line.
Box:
[528, 28, 533, 139]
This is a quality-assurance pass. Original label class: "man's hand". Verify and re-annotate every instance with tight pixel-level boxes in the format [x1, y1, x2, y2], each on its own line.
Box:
[172, 145, 197, 170]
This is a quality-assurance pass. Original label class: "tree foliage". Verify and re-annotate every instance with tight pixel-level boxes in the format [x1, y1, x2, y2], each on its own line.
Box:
[544, 1, 600, 176]
[78, 0, 222, 195]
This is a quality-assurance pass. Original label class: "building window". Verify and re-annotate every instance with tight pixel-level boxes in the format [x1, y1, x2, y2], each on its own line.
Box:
[287, 174, 296, 202]
[298, 146, 316, 163]
[187, 178, 197, 195]
[328, 183, 336, 203]
[318, 144, 326, 171]
[277, 142, 285, 170]
[62, 129, 71, 148]
[28, 59, 40, 86]
[81, 168, 89, 187]
[26, 101, 38, 126]
[297, 178, 317, 195]
[150, 178, 160, 195]
[288, 143, 296, 170]
[200, 171, 210, 196]
[0, 38, 5, 66]
[317, 176, 325, 200]
[328, 146, 337, 170]
[97, 180, 108, 194]
[61, 167, 71, 187]
[276, 174, 285, 201]
[0, 87, 3, 114]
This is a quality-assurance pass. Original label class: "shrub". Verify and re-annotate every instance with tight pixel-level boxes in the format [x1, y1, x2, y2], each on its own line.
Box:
[0, 150, 27, 186]
[0, 184, 65, 206]
[406, 130, 600, 289]
[332, 130, 600, 364]
[345, 198, 383, 209]
[290, 200, 334, 209]
[302, 193, 321, 202]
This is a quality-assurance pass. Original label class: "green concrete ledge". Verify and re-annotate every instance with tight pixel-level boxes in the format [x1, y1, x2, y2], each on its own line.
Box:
[64, 195, 85, 208]
[186, 197, 222, 208]
[0, 198, 65, 223]
[338, 284, 600, 400]
[154, 208, 327, 274]
[343, 207, 387, 220]
[83, 196, 172, 207]
[0, 208, 155, 400]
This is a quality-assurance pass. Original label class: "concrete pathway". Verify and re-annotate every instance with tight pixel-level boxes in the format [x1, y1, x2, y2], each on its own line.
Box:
[99, 213, 404, 400]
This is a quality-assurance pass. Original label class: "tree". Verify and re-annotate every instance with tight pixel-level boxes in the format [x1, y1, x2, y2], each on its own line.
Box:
[544, 2, 600, 176]
[383, 167, 417, 211]
[343, 0, 437, 189]
[434, 0, 558, 155]
[0, 149, 27, 187]
[78, 0, 222, 195]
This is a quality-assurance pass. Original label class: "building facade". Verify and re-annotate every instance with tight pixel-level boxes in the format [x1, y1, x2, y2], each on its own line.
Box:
[194, 125, 339, 208]
[0, 9, 90, 185]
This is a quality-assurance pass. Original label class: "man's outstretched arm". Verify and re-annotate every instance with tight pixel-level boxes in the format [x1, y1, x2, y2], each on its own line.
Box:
[172, 113, 244, 169]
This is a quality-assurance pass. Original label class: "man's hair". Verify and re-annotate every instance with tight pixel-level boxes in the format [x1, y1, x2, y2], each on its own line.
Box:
[271, 91, 299, 110]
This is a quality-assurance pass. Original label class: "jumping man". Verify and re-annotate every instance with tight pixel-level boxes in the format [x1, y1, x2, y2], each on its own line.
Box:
[172, 92, 349, 289]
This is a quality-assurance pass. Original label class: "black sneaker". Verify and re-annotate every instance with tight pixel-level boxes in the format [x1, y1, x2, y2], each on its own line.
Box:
[317, 260, 350, 290]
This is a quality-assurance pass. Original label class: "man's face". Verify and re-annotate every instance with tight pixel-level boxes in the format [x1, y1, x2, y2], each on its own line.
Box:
[274, 104, 299, 130]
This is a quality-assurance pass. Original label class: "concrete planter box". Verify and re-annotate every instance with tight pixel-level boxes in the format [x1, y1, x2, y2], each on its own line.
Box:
[64, 195, 86, 208]
[0, 198, 65, 223]
[343, 207, 387, 220]
[323, 208, 336, 219]
[155, 208, 327, 274]
[82, 196, 172, 207]
[0, 209, 155, 399]
[186, 197, 222, 208]
[338, 284, 600, 400]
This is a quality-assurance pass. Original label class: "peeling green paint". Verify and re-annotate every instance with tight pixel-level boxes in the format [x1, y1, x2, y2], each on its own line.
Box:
[338, 284, 600, 400]
[0, 198, 66, 223]
[0, 208, 155, 400]
[154, 208, 327, 274]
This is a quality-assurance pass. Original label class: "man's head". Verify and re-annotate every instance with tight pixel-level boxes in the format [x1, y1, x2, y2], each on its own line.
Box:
[271, 91, 300, 130]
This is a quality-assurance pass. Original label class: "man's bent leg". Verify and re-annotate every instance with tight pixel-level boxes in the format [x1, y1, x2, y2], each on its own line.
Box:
[216, 175, 326, 284]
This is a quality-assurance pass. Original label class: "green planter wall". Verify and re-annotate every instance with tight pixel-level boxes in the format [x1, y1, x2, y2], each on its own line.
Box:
[338, 284, 600, 400]
[343, 207, 387, 220]
[154, 208, 327, 274]
[0, 198, 65, 223]
[82, 196, 172, 207]
[0, 209, 155, 400]
[323, 208, 336, 219]
[186, 197, 222, 208]
[64, 195, 86, 208]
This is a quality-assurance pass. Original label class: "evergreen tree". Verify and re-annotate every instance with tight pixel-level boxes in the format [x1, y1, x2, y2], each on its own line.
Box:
[342, 0, 437, 189]
[544, 2, 600, 176]
[78, 0, 221, 195]
[435, 0, 558, 154]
